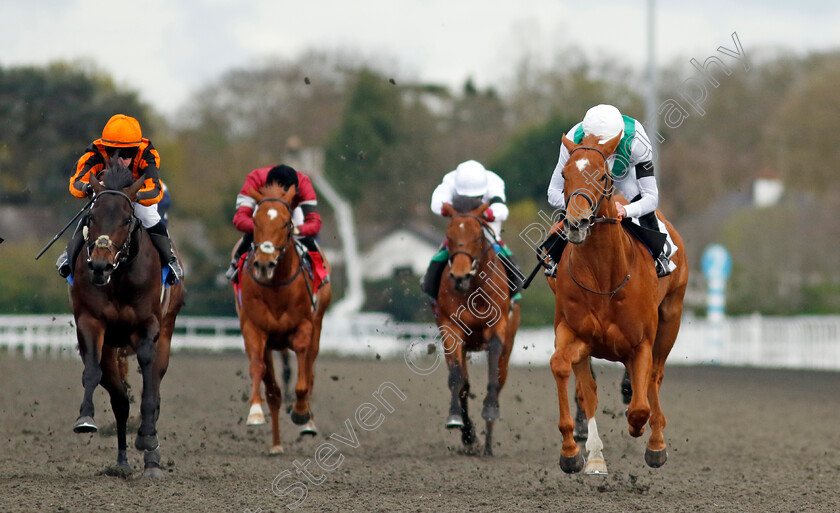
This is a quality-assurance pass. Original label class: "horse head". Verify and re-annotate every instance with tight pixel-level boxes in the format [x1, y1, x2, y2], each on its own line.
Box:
[85, 162, 143, 286]
[443, 198, 490, 292]
[249, 183, 296, 281]
[559, 132, 622, 245]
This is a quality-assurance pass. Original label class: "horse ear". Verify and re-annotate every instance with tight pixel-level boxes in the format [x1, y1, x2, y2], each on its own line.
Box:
[561, 133, 577, 153]
[601, 132, 622, 156]
[90, 177, 104, 195]
[249, 187, 264, 203]
[283, 184, 297, 202]
[125, 177, 144, 201]
[475, 201, 491, 216]
[441, 203, 456, 217]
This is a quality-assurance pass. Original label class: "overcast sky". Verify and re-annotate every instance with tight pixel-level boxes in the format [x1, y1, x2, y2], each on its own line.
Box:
[2, 0, 838, 116]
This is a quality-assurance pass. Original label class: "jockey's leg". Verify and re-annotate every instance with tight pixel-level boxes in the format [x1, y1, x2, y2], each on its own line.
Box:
[299, 236, 329, 288]
[420, 246, 449, 299]
[147, 221, 183, 285]
[494, 242, 524, 301]
[138, 201, 182, 285]
[540, 232, 568, 278]
[638, 211, 673, 278]
[56, 215, 88, 278]
[225, 232, 253, 282]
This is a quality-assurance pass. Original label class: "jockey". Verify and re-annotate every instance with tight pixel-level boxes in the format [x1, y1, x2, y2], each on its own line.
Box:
[56, 114, 183, 285]
[546, 104, 676, 277]
[225, 164, 329, 286]
[421, 160, 524, 301]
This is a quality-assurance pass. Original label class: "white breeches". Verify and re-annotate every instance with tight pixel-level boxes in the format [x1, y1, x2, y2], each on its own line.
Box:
[133, 203, 161, 228]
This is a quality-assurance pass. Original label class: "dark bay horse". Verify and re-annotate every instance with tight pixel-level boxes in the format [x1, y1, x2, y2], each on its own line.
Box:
[549, 133, 688, 474]
[436, 200, 520, 456]
[235, 183, 331, 454]
[70, 162, 184, 478]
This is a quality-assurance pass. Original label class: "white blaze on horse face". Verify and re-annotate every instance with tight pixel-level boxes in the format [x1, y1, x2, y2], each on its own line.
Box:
[575, 158, 590, 172]
[267, 208, 278, 220]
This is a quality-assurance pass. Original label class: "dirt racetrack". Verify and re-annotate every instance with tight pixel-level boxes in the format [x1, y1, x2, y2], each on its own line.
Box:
[1, 351, 839, 513]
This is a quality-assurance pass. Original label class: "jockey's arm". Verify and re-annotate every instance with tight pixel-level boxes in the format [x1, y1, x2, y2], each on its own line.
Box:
[69, 147, 105, 198]
[483, 171, 508, 222]
[623, 162, 659, 219]
[547, 144, 571, 209]
[430, 180, 455, 216]
[296, 203, 321, 237]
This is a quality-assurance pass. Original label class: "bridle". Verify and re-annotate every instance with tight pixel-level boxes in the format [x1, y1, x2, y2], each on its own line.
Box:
[563, 145, 634, 297]
[447, 213, 496, 277]
[564, 146, 619, 226]
[85, 190, 139, 274]
[246, 196, 300, 287]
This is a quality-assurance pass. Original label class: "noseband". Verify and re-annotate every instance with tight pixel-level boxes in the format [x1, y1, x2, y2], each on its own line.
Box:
[564, 146, 619, 226]
[85, 190, 138, 272]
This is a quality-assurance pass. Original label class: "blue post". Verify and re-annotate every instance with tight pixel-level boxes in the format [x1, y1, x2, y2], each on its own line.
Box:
[701, 244, 732, 363]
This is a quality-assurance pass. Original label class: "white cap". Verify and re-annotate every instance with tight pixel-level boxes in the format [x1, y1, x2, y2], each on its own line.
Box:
[582, 104, 624, 144]
[453, 160, 488, 197]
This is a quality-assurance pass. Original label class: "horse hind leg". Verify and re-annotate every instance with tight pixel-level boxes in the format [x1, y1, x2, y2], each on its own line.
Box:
[262, 350, 285, 454]
[281, 349, 293, 399]
[572, 358, 607, 474]
[645, 296, 684, 468]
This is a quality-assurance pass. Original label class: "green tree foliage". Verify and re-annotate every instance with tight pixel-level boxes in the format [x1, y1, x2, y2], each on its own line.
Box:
[0, 240, 70, 313]
[489, 113, 578, 203]
[0, 61, 150, 209]
[325, 69, 403, 204]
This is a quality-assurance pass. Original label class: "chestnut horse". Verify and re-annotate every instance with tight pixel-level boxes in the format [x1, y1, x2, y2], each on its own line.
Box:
[549, 133, 688, 474]
[235, 183, 331, 454]
[436, 199, 520, 456]
[70, 162, 184, 478]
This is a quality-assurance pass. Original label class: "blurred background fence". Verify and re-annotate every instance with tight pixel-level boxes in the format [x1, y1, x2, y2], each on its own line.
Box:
[2, 314, 839, 370]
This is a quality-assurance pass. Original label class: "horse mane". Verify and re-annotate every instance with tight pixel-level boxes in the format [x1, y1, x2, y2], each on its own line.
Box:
[101, 161, 136, 190]
[451, 195, 483, 213]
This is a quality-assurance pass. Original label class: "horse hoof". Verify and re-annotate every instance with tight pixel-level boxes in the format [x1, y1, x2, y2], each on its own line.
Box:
[269, 445, 285, 455]
[645, 447, 668, 468]
[290, 410, 311, 425]
[247, 404, 265, 425]
[299, 419, 318, 437]
[584, 458, 608, 475]
[481, 402, 500, 422]
[445, 414, 464, 429]
[143, 466, 166, 479]
[559, 452, 584, 474]
[134, 434, 159, 452]
[73, 416, 98, 433]
[483, 444, 493, 457]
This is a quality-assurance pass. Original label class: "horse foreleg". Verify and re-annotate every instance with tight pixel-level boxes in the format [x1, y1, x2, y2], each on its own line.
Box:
[262, 350, 285, 454]
[100, 348, 130, 471]
[242, 322, 268, 425]
[74, 316, 105, 434]
[626, 343, 653, 439]
[442, 326, 467, 431]
[550, 323, 586, 473]
[134, 322, 161, 453]
[290, 324, 315, 426]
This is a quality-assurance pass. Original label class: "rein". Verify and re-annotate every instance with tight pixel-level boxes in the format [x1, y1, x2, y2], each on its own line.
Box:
[85, 190, 140, 272]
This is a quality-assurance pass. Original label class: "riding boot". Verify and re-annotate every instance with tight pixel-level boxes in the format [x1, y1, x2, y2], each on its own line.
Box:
[147, 221, 183, 285]
[497, 253, 524, 299]
[421, 258, 448, 299]
[56, 216, 88, 278]
[225, 232, 253, 283]
[638, 210, 674, 278]
[540, 232, 567, 278]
